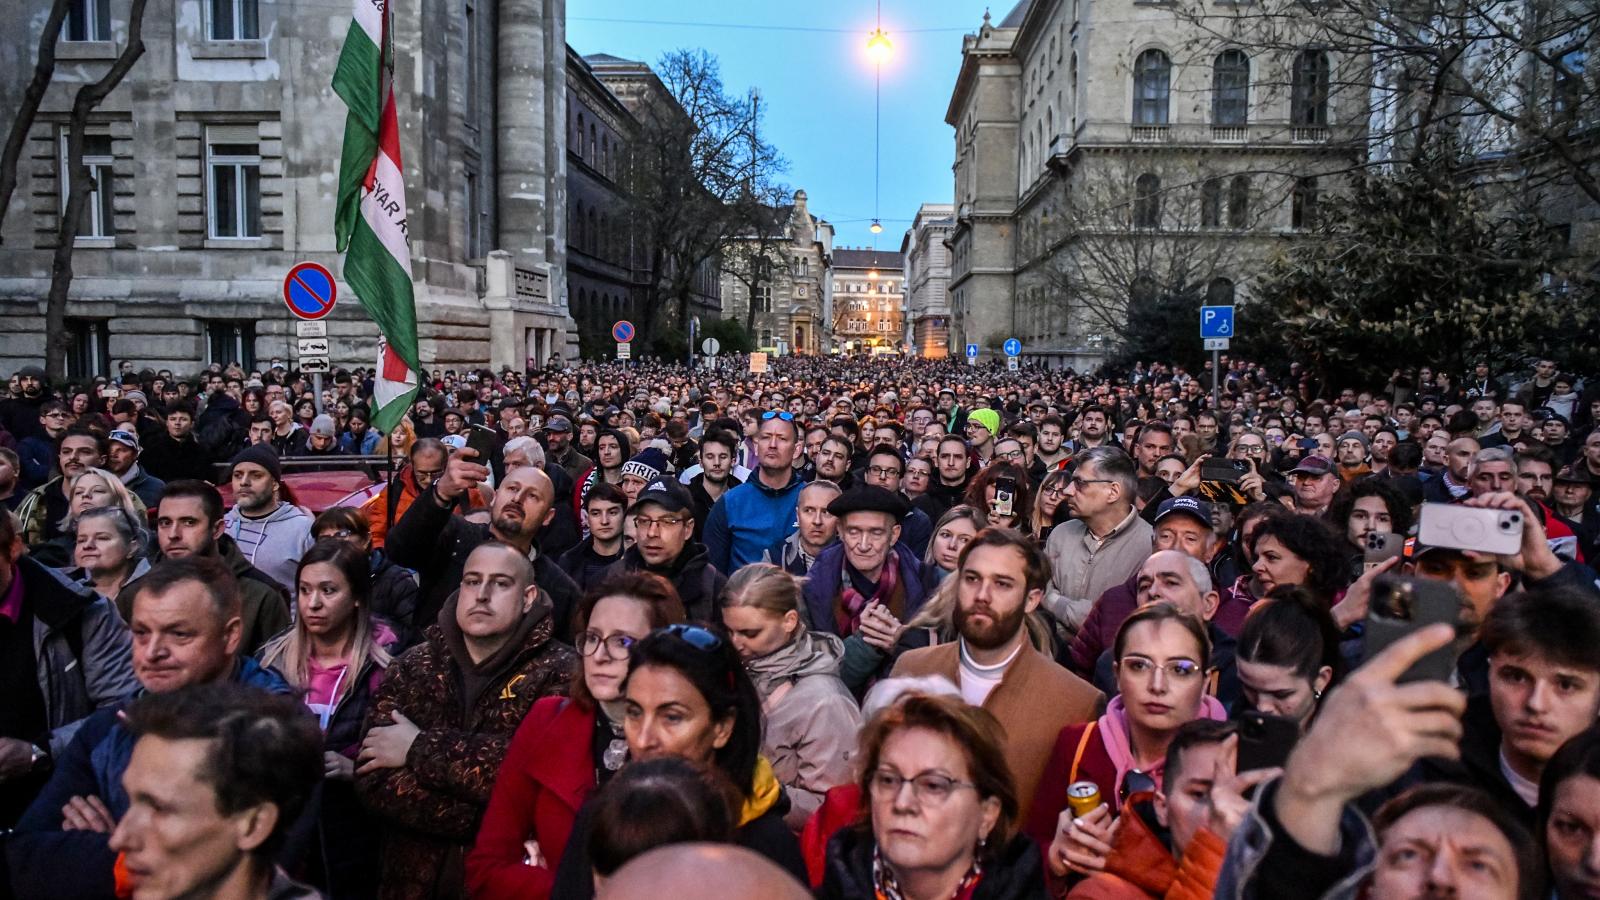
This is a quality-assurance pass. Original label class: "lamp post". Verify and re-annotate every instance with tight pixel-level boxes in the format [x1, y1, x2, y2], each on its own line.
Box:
[867, 9, 890, 240]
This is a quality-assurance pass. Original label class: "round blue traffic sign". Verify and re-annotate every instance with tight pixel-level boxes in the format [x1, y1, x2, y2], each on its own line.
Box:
[1003, 338, 1022, 357]
[612, 320, 635, 342]
[283, 262, 337, 320]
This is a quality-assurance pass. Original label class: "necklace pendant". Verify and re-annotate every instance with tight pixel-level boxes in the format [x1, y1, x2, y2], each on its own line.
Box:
[603, 738, 628, 771]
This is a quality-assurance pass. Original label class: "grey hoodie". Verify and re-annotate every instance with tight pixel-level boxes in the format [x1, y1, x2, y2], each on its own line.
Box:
[745, 629, 862, 828]
[223, 501, 314, 592]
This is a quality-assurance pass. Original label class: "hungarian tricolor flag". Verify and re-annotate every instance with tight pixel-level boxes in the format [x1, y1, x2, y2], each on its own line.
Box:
[333, 0, 419, 434]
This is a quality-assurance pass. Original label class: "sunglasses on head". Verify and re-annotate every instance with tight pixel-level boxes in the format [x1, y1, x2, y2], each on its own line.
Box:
[663, 623, 723, 652]
[761, 410, 795, 422]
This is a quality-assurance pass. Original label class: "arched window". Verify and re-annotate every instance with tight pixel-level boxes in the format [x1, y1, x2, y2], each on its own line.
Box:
[1201, 178, 1223, 228]
[587, 208, 598, 254]
[589, 124, 598, 161]
[576, 114, 586, 158]
[1133, 173, 1161, 228]
[601, 135, 610, 176]
[1213, 50, 1250, 125]
[1292, 50, 1330, 126]
[1228, 176, 1250, 228]
[1207, 277, 1236, 304]
[574, 200, 586, 248]
[1133, 49, 1171, 125]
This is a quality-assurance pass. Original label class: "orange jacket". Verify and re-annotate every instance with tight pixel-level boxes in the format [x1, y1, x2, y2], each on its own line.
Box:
[1064, 792, 1226, 900]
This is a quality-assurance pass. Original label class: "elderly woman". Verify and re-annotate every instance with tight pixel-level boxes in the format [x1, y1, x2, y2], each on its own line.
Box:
[819, 693, 1046, 898]
[68, 505, 149, 601]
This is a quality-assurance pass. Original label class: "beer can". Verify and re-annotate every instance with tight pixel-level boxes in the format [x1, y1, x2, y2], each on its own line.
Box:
[1067, 781, 1101, 818]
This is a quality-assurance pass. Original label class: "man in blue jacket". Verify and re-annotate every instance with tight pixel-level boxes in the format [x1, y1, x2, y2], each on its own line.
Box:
[705, 411, 805, 574]
[3, 556, 292, 900]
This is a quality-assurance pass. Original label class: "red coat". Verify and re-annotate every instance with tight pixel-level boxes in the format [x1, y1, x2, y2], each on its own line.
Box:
[465, 697, 597, 900]
[1024, 719, 1119, 886]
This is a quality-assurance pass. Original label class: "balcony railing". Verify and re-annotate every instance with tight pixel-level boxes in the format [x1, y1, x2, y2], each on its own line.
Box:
[1211, 125, 1247, 143]
[1131, 125, 1171, 143]
[1292, 126, 1329, 143]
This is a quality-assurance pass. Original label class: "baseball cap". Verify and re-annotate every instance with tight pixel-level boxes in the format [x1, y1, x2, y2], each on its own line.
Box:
[633, 476, 694, 514]
[108, 428, 141, 452]
[546, 415, 573, 433]
[1152, 496, 1213, 528]
[1289, 454, 1336, 477]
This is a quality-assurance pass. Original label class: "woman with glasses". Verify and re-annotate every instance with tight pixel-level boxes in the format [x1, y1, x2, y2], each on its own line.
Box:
[818, 693, 1045, 899]
[467, 573, 687, 900]
[1032, 469, 1072, 543]
[721, 563, 861, 828]
[257, 539, 398, 899]
[903, 456, 934, 504]
[546, 620, 808, 897]
[1027, 604, 1225, 883]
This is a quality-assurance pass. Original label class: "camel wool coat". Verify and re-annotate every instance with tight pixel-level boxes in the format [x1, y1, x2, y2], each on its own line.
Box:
[891, 642, 1104, 822]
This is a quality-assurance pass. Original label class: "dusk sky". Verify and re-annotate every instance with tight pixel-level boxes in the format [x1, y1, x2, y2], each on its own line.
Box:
[566, 1, 999, 253]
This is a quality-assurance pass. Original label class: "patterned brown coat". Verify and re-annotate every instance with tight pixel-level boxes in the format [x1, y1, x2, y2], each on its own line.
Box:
[355, 610, 577, 900]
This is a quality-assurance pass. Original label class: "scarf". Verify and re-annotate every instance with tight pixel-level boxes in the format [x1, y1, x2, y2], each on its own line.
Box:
[872, 847, 983, 900]
[836, 550, 901, 636]
[1097, 694, 1229, 800]
[739, 756, 783, 827]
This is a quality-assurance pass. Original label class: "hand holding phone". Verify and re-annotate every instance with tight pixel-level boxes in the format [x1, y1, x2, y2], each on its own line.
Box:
[1418, 503, 1523, 556]
[1362, 575, 1472, 682]
[993, 476, 1016, 518]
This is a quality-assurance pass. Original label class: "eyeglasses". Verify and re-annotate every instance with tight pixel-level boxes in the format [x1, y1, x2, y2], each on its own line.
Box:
[868, 769, 979, 805]
[634, 515, 687, 532]
[663, 623, 723, 652]
[866, 465, 902, 479]
[577, 631, 638, 658]
[1069, 476, 1115, 490]
[997, 449, 1025, 461]
[1236, 444, 1266, 455]
[761, 410, 795, 422]
[318, 529, 354, 540]
[1120, 656, 1203, 681]
[1042, 483, 1068, 497]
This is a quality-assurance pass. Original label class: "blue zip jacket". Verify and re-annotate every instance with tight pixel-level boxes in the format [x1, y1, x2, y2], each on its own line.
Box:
[704, 469, 804, 574]
[3, 657, 292, 900]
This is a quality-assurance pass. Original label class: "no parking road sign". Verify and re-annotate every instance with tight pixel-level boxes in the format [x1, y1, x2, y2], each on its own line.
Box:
[611, 320, 635, 343]
[283, 262, 338, 320]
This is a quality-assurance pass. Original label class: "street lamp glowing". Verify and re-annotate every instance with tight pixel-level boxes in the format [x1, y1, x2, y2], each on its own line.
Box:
[867, 28, 892, 65]
[870, 219, 883, 234]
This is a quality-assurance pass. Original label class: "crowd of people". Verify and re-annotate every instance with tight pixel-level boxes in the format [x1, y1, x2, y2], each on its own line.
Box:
[0, 351, 1597, 900]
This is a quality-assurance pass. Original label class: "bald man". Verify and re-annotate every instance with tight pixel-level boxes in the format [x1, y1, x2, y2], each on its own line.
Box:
[387, 448, 583, 638]
[599, 844, 810, 900]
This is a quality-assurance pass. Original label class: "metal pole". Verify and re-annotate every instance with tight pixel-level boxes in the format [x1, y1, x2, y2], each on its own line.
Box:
[1211, 349, 1220, 410]
[313, 371, 324, 415]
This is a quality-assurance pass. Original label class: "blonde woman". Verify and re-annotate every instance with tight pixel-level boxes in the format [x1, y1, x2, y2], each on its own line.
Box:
[721, 563, 862, 829]
[30, 467, 147, 568]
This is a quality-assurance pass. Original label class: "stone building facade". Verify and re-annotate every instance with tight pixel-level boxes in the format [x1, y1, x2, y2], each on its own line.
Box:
[0, 0, 575, 377]
[946, 0, 1364, 368]
[719, 189, 833, 355]
[901, 203, 955, 358]
[583, 52, 722, 346]
[829, 247, 904, 355]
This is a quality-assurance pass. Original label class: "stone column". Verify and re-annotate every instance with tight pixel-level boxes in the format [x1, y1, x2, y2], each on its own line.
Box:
[496, 0, 548, 265]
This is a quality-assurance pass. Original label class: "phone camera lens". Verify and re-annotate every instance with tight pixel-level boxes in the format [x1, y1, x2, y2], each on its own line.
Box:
[1508, 514, 1521, 523]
